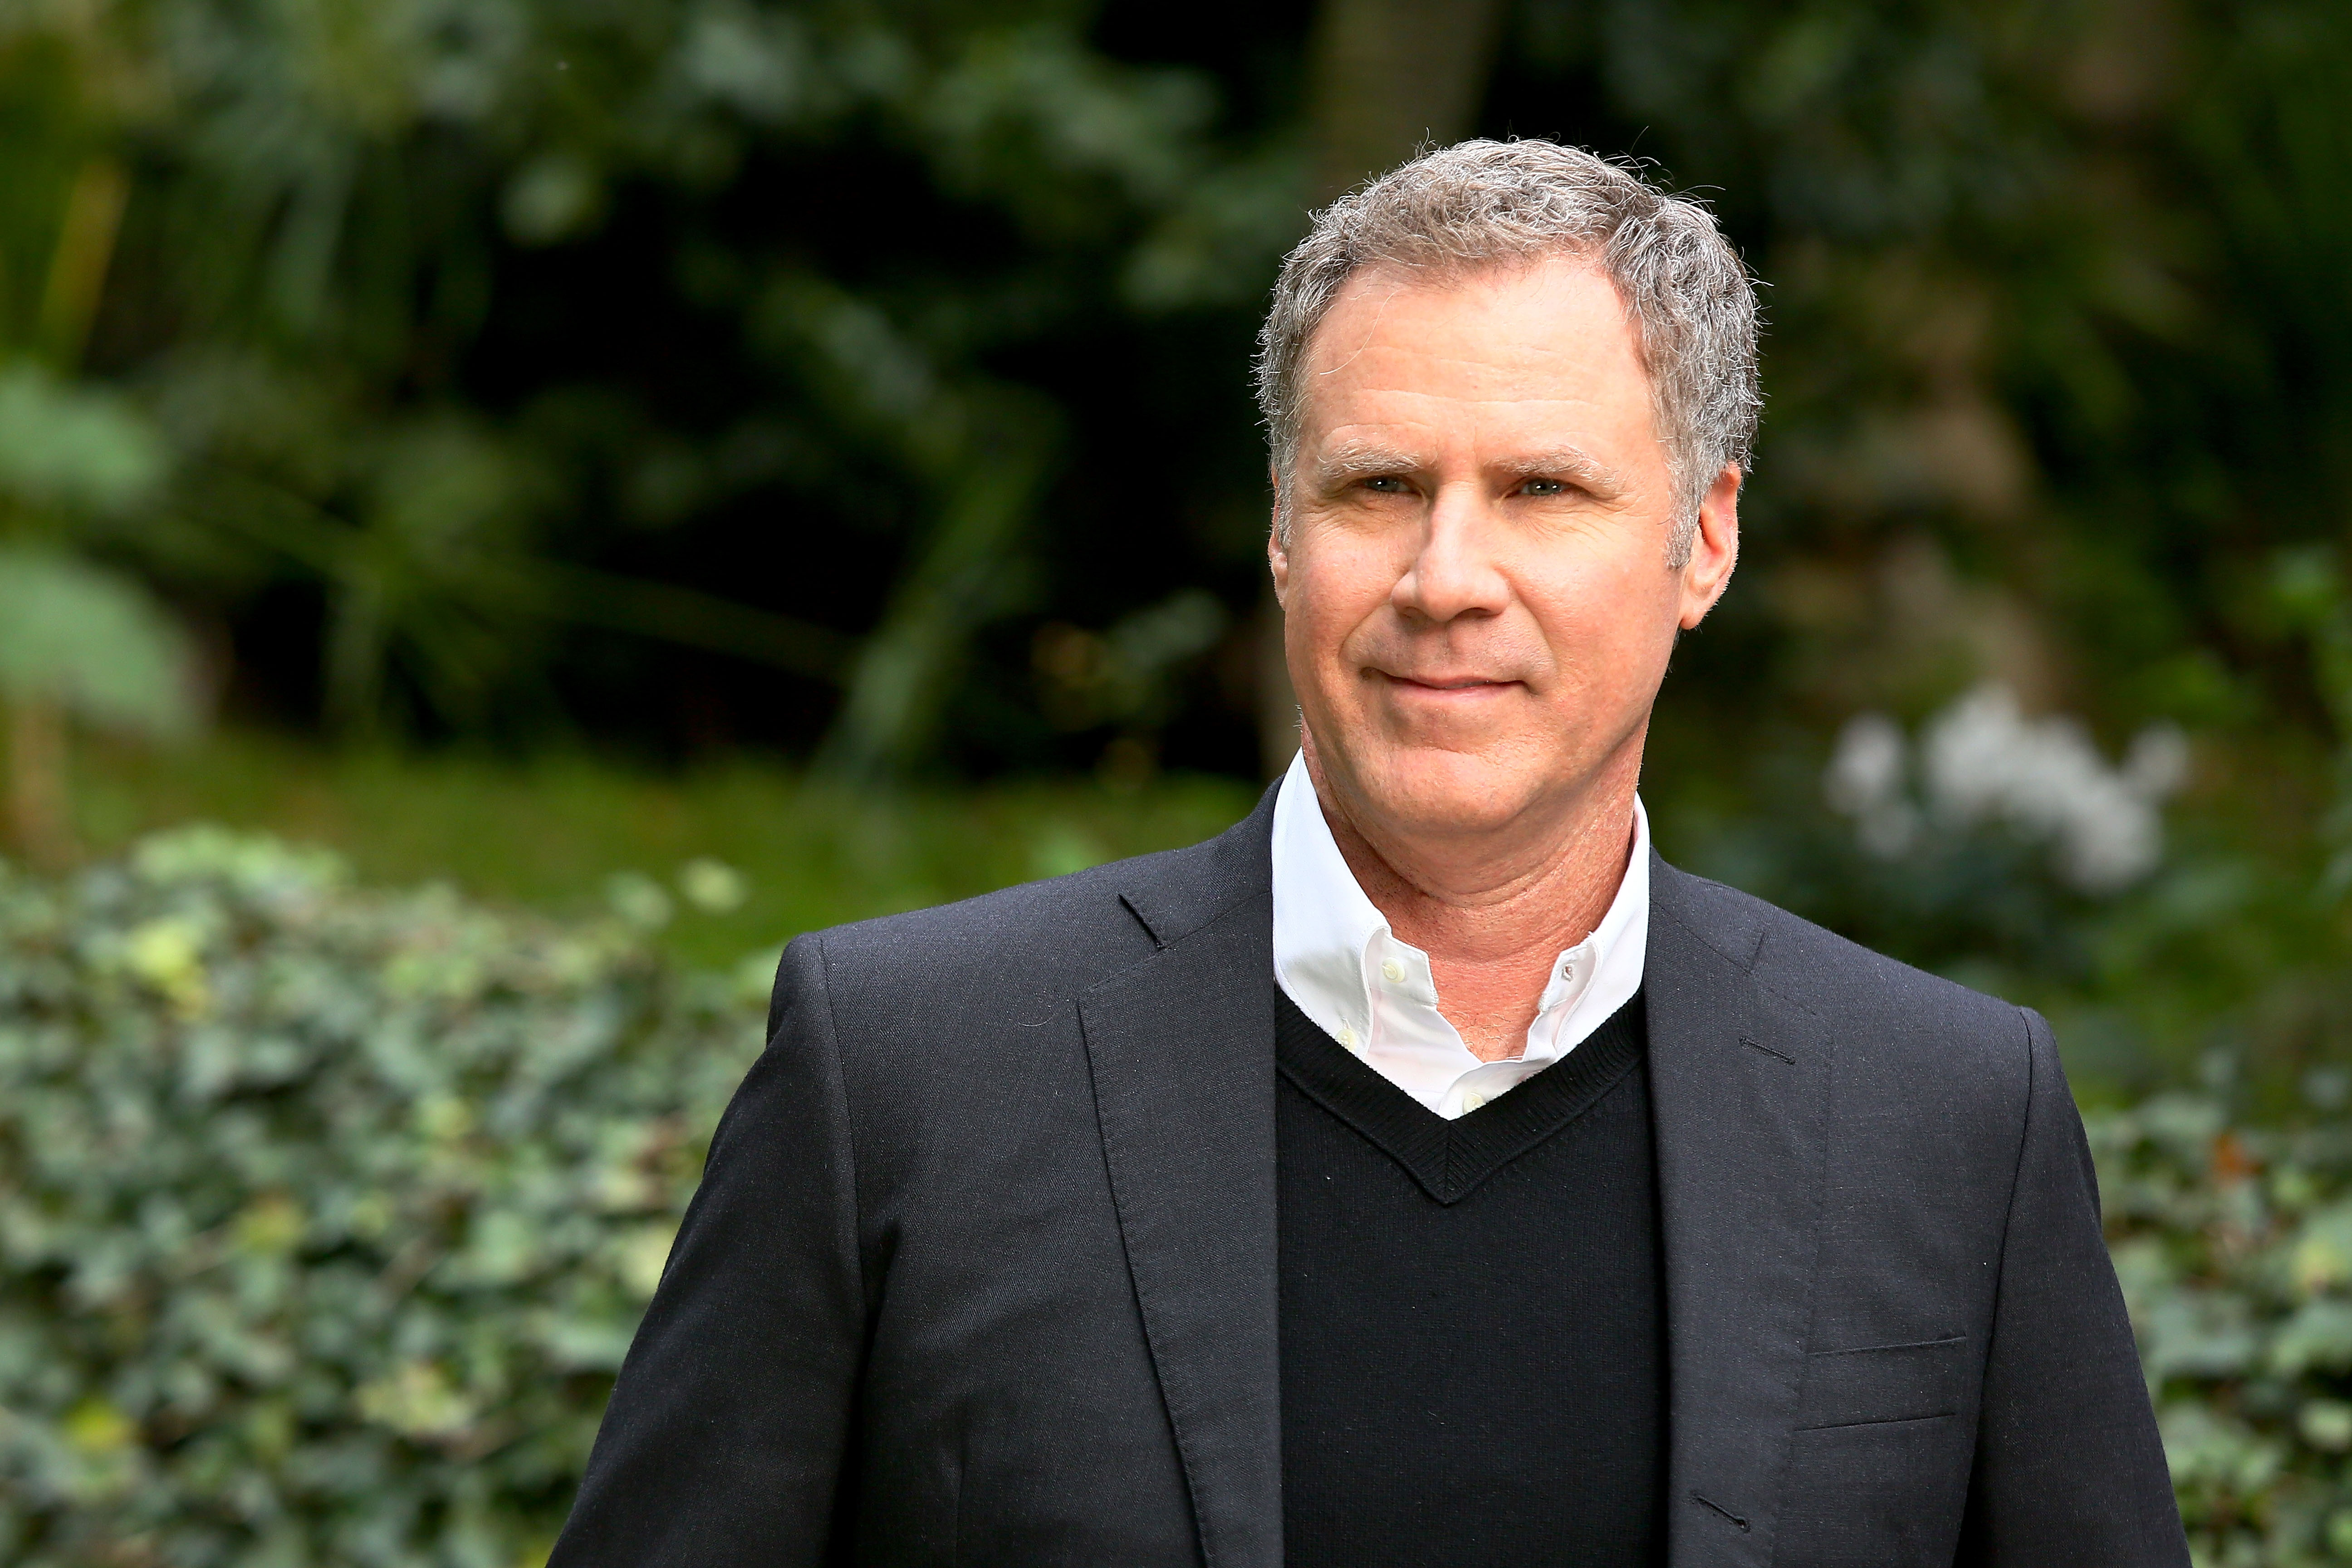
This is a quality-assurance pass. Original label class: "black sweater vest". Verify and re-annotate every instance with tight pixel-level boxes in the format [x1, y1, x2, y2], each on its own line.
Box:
[1275, 989, 1666, 1568]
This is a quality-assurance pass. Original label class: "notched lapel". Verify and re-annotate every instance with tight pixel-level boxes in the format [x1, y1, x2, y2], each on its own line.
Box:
[1648, 864, 1831, 1568]
[1081, 887, 1282, 1568]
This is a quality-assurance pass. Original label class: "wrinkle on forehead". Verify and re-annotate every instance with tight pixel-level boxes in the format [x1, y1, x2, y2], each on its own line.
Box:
[1302, 260, 1643, 419]
[1307, 254, 1623, 375]
[1310, 275, 1410, 384]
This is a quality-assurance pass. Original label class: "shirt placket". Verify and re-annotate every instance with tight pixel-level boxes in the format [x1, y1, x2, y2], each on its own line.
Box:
[1353, 930, 1387, 1059]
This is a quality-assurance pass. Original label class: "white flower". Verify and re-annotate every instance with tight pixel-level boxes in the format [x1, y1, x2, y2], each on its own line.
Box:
[1826, 684, 2188, 893]
[1825, 714, 1918, 856]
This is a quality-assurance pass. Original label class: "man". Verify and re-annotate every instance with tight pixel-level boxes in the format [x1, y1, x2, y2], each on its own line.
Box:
[550, 141, 2186, 1566]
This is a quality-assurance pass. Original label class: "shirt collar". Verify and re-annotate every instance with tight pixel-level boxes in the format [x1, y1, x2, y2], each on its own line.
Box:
[1269, 752, 1394, 1049]
[1270, 750, 1651, 1084]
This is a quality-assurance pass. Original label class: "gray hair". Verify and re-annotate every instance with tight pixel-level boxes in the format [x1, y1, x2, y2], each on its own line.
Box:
[1254, 139, 1761, 565]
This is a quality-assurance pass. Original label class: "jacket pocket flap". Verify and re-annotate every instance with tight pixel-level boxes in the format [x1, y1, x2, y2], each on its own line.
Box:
[1795, 1335, 1967, 1430]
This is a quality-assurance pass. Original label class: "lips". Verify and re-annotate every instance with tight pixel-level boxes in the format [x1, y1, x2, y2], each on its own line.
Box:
[1379, 672, 1519, 691]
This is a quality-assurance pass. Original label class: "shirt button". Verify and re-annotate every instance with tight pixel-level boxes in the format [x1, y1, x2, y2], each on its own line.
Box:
[1337, 1025, 1357, 1048]
[1381, 959, 1405, 983]
[1461, 1091, 1488, 1112]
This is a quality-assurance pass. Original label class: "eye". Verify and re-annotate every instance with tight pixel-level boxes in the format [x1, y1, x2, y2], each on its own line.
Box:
[1361, 475, 1413, 495]
[1519, 477, 1569, 497]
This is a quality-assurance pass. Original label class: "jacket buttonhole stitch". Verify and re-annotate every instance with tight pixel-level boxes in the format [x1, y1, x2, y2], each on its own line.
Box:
[1740, 1035, 1795, 1065]
[1692, 1491, 1751, 1532]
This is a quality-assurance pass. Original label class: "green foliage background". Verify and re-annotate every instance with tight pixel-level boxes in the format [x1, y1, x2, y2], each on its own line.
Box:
[0, 829, 2347, 1564]
[0, 831, 763, 1566]
[2, 0, 2352, 1560]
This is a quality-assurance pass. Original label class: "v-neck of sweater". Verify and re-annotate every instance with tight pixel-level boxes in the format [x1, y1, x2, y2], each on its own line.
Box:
[1274, 986, 1648, 1205]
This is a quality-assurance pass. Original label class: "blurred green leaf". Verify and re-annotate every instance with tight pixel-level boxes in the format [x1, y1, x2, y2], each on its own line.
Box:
[0, 363, 166, 517]
[0, 546, 195, 735]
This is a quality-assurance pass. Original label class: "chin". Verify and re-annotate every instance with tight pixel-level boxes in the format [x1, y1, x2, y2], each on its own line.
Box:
[1354, 747, 1543, 838]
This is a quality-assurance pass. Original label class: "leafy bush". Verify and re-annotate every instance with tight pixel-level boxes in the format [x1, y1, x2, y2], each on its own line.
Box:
[4, 824, 2349, 1565]
[2099, 1097, 2352, 1566]
[0, 828, 765, 1566]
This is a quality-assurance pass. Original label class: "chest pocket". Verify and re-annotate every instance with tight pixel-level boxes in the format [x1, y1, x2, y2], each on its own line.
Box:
[1795, 1335, 1969, 1430]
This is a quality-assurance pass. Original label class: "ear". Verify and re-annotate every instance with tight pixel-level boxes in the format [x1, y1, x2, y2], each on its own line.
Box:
[1676, 463, 1741, 630]
[1267, 471, 1292, 607]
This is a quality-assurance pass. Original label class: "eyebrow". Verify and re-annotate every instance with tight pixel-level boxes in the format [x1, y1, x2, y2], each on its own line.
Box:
[1310, 441, 1426, 486]
[1493, 445, 1630, 497]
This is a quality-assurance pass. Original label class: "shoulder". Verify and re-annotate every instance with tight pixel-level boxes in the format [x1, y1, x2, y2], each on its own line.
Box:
[784, 792, 1276, 1037]
[1653, 858, 2037, 1104]
[804, 858, 1155, 1016]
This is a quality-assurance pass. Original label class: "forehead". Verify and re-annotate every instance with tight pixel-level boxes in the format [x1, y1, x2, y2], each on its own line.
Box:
[1297, 257, 1651, 441]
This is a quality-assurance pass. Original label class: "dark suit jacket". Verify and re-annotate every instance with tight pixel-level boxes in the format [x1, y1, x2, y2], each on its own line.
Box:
[549, 790, 2187, 1567]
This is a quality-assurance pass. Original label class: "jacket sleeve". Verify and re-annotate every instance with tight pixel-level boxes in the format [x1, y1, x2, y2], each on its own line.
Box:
[1955, 1007, 2187, 1564]
[549, 933, 865, 1567]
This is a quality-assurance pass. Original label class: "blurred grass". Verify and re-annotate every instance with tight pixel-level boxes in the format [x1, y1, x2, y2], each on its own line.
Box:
[55, 730, 1261, 971]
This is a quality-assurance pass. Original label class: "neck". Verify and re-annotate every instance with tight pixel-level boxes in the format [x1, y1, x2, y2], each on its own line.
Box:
[1303, 735, 1643, 1062]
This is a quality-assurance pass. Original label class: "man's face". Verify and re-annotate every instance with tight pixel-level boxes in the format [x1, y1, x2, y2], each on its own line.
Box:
[1270, 256, 1739, 851]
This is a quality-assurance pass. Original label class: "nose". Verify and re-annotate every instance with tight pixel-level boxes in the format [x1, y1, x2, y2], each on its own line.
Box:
[1392, 480, 1509, 625]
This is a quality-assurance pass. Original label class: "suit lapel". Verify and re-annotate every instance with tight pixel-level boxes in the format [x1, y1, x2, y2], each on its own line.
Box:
[1082, 804, 1282, 1568]
[1648, 858, 1831, 1567]
[1077, 818, 1829, 1568]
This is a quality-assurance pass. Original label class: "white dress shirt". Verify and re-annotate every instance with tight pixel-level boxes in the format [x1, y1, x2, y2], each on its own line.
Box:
[1270, 751, 1651, 1120]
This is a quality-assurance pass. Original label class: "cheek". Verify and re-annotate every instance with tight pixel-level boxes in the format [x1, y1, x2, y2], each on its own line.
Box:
[1522, 558, 1681, 673]
[1285, 539, 1402, 649]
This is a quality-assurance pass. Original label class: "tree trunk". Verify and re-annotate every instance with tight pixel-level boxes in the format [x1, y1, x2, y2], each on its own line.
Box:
[39, 157, 129, 369]
[1257, 0, 1511, 775]
[815, 406, 1055, 784]
[7, 698, 78, 869]
[1304, 0, 1512, 205]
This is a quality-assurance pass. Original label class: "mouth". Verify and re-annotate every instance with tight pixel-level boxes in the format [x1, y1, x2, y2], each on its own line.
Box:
[1376, 672, 1520, 695]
